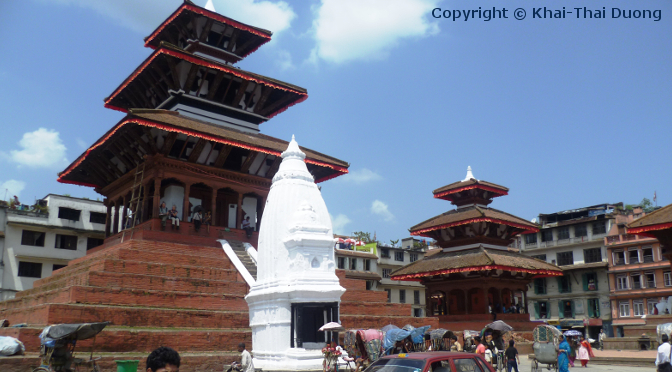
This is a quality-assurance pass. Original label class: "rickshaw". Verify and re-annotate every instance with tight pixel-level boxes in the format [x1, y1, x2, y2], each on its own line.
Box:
[482, 321, 513, 372]
[462, 330, 480, 353]
[429, 328, 454, 351]
[33, 322, 109, 372]
[383, 325, 431, 354]
[531, 324, 562, 372]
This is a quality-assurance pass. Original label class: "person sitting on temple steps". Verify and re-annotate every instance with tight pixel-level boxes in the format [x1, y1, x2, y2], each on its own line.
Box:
[241, 216, 253, 238]
[159, 202, 169, 231]
[168, 205, 180, 230]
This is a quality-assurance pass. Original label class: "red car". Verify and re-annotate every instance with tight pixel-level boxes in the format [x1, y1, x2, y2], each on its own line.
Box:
[364, 352, 496, 372]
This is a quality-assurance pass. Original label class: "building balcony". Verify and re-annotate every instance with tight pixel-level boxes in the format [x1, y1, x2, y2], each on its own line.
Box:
[605, 233, 654, 246]
[7, 208, 49, 219]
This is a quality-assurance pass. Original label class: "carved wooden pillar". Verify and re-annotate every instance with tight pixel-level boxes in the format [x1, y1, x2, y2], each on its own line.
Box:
[237, 192, 243, 229]
[141, 182, 150, 222]
[113, 202, 120, 235]
[105, 200, 112, 238]
[183, 183, 192, 222]
[210, 186, 217, 227]
[153, 178, 161, 217]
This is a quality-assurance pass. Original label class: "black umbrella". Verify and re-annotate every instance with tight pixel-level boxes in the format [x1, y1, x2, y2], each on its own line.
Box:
[484, 320, 513, 333]
[193, 205, 203, 213]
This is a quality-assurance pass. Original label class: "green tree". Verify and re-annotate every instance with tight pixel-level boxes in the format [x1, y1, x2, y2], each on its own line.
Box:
[389, 239, 400, 247]
[352, 231, 374, 244]
[625, 198, 655, 213]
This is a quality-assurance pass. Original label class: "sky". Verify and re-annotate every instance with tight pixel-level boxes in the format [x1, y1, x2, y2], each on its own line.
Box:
[0, 0, 670, 244]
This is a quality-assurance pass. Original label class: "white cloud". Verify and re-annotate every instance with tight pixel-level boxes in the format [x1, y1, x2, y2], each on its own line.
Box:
[330, 213, 351, 235]
[371, 200, 394, 221]
[310, 0, 440, 64]
[340, 168, 382, 184]
[1, 180, 26, 200]
[41, 0, 295, 36]
[10, 128, 68, 168]
[276, 50, 295, 70]
[76, 138, 88, 150]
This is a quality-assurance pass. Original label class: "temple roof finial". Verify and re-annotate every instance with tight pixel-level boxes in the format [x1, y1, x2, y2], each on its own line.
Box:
[462, 166, 475, 182]
[205, 0, 216, 12]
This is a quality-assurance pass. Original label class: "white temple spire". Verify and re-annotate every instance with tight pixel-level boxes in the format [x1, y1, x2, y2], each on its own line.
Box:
[462, 165, 475, 181]
[204, 0, 216, 12]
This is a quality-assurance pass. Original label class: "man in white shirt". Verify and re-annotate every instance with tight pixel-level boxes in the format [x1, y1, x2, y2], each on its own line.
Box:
[234, 342, 254, 372]
[656, 334, 671, 372]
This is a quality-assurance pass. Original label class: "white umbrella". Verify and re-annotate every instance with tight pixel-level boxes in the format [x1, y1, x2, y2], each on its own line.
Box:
[319, 322, 345, 332]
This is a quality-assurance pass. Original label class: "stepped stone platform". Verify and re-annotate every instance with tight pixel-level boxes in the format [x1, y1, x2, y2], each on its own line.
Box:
[0, 234, 437, 371]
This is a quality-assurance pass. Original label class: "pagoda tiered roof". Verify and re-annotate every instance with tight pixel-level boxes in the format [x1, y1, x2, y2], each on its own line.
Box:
[104, 43, 306, 122]
[433, 178, 508, 203]
[628, 203, 672, 236]
[390, 246, 562, 280]
[57, 110, 348, 189]
[144, 0, 271, 63]
[410, 206, 538, 236]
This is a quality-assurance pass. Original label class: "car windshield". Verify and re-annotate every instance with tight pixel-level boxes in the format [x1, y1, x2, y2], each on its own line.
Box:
[365, 358, 426, 372]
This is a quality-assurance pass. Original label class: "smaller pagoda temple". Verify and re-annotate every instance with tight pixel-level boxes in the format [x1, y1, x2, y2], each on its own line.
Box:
[391, 167, 562, 326]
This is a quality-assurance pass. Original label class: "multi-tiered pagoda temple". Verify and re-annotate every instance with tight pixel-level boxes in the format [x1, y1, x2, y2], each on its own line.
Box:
[57, 0, 349, 243]
[391, 167, 562, 329]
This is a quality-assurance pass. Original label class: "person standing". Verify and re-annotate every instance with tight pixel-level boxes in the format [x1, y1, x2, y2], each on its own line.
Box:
[233, 342, 254, 372]
[577, 337, 593, 367]
[146, 346, 180, 372]
[193, 209, 202, 232]
[557, 335, 569, 372]
[505, 339, 520, 372]
[598, 329, 606, 351]
[475, 336, 486, 357]
[159, 202, 169, 231]
[449, 335, 463, 352]
[656, 334, 672, 372]
[568, 338, 576, 367]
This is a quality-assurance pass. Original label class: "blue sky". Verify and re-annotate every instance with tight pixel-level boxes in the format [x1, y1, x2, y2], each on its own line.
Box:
[0, 0, 670, 243]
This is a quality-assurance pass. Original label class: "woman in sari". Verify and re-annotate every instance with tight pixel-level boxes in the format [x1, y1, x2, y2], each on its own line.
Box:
[557, 335, 570, 372]
[577, 337, 595, 367]
[568, 338, 576, 367]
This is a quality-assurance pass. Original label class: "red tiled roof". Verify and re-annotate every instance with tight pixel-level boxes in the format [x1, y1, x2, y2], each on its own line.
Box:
[409, 206, 538, 236]
[628, 203, 672, 235]
[390, 247, 562, 281]
[433, 179, 508, 200]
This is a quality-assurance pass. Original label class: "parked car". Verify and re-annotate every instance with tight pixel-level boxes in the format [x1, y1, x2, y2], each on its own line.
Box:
[364, 351, 495, 372]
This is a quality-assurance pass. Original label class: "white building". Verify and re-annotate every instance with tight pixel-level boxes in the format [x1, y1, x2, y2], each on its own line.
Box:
[519, 203, 618, 339]
[0, 194, 106, 300]
[378, 238, 428, 317]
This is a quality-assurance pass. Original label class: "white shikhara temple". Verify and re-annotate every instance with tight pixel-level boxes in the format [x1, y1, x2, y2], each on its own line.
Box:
[245, 136, 345, 370]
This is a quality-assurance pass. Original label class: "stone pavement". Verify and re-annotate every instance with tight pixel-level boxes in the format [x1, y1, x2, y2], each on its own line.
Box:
[525, 348, 657, 371]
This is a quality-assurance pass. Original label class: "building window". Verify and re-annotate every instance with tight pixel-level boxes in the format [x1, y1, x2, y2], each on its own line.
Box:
[557, 227, 570, 240]
[583, 272, 598, 291]
[613, 251, 626, 266]
[525, 233, 537, 245]
[394, 251, 404, 262]
[559, 300, 573, 319]
[381, 248, 390, 258]
[55, 234, 78, 250]
[532, 254, 546, 261]
[18, 262, 42, 278]
[584, 248, 602, 264]
[399, 289, 406, 304]
[58, 207, 81, 221]
[642, 246, 654, 263]
[364, 259, 371, 271]
[633, 300, 645, 316]
[382, 269, 391, 278]
[631, 274, 643, 289]
[592, 221, 606, 235]
[619, 301, 630, 317]
[21, 230, 46, 247]
[558, 276, 572, 293]
[337, 257, 345, 269]
[349, 258, 357, 270]
[648, 300, 658, 315]
[534, 278, 547, 295]
[629, 249, 640, 264]
[616, 275, 629, 290]
[53, 264, 66, 272]
[413, 308, 422, 317]
[557, 251, 574, 266]
[587, 299, 600, 318]
[645, 272, 656, 288]
[365, 281, 373, 290]
[535, 301, 549, 319]
[414, 290, 420, 305]
[665, 272, 672, 287]
[86, 237, 105, 250]
[89, 212, 107, 224]
[541, 230, 553, 242]
[385, 289, 391, 303]
[410, 253, 418, 263]
[575, 224, 588, 238]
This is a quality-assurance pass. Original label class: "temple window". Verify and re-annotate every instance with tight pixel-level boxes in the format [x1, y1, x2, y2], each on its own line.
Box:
[21, 230, 46, 247]
[394, 251, 404, 262]
[642, 246, 654, 262]
[574, 224, 588, 237]
[556, 251, 574, 266]
[583, 248, 602, 263]
[557, 227, 570, 240]
[18, 262, 42, 278]
[557, 276, 571, 293]
[534, 278, 546, 294]
[55, 234, 78, 250]
[583, 272, 598, 291]
[58, 207, 81, 221]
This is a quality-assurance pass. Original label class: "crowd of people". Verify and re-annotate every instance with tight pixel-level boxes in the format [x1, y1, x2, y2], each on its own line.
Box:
[157, 201, 255, 236]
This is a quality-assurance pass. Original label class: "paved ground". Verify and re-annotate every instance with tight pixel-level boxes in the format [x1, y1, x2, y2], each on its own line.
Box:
[518, 349, 657, 372]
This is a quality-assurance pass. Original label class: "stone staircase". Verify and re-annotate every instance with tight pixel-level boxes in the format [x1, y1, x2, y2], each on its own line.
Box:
[228, 240, 257, 280]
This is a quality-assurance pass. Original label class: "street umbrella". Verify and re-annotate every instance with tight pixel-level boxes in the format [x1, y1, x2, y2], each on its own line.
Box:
[319, 322, 346, 332]
[382, 324, 399, 332]
[563, 330, 582, 337]
[402, 324, 415, 331]
[193, 205, 203, 213]
[484, 320, 514, 333]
